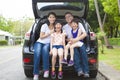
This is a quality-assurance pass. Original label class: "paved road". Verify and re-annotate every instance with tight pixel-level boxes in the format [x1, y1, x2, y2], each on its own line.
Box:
[0, 46, 106, 80]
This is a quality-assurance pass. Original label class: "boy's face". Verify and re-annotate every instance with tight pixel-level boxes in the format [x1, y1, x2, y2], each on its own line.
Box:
[71, 22, 78, 30]
[65, 14, 73, 23]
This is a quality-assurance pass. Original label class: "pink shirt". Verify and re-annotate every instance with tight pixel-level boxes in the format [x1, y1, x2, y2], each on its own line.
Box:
[51, 32, 65, 45]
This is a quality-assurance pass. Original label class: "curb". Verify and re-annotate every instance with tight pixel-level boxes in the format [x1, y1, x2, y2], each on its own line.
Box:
[99, 62, 120, 80]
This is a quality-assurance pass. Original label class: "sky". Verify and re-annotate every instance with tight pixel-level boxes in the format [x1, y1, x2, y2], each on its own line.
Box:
[0, 0, 34, 19]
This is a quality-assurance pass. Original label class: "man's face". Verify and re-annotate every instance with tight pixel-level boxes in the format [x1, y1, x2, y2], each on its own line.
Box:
[65, 14, 73, 23]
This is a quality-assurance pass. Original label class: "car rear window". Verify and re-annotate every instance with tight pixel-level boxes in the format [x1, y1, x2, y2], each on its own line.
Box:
[37, 2, 84, 11]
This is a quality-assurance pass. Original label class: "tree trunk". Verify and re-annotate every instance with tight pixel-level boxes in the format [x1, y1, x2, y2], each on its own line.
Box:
[114, 25, 119, 38]
[94, 0, 113, 49]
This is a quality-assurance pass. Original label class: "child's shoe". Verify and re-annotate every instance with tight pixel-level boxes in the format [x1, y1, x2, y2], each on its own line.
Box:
[51, 71, 56, 79]
[61, 59, 67, 64]
[58, 71, 63, 79]
[43, 70, 49, 78]
[33, 74, 39, 80]
[68, 60, 74, 66]
[84, 73, 89, 78]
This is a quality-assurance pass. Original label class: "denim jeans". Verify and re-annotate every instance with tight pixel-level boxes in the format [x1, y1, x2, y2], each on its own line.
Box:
[33, 42, 50, 75]
[74, 44, 89, 73]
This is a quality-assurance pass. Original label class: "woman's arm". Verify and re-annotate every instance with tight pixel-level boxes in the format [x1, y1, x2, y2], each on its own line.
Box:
[40, 32, 50, 39]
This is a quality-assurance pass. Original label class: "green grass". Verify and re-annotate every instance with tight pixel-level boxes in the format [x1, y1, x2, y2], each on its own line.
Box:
[99, 46, 120, 71]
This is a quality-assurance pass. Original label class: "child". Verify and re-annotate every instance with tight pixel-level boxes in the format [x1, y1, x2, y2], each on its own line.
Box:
[61, 18, 83, 66]
[50, 21, 65, 79]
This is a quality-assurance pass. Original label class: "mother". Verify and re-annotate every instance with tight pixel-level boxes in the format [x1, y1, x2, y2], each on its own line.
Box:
[33, 12, 56, 80]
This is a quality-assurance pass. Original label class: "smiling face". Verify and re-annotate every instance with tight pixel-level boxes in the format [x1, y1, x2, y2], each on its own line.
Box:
[55, 22, 62, 32]
[71, 21, 78, 30]
[48, 13, 56, 24]
[65, 13, 74, 24]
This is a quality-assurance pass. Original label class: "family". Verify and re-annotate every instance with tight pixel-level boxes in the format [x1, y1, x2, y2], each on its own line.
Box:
[33, 12, 89, 80]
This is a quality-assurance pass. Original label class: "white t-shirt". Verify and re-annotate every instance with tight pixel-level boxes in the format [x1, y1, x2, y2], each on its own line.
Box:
[37, 23, 51, 44]
[62, 22, 86, 39]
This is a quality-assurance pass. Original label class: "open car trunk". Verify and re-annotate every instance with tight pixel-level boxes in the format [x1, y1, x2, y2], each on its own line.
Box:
[32, 0, 89, 19]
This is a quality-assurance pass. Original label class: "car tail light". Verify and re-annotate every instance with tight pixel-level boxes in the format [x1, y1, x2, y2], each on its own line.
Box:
[89, 59, 97, 64]
[23, 58, 31, 63]
[25, 32, 30, 40]
[90, 32, 96, 40]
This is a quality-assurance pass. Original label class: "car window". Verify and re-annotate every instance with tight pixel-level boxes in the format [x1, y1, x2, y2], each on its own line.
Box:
[37, 2, 84, 11]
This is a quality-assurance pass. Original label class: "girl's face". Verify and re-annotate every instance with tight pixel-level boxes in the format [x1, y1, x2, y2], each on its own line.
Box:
[48, 14, 56, 24]
[55, 23, 62, 32]
[71, 22, 78, 30]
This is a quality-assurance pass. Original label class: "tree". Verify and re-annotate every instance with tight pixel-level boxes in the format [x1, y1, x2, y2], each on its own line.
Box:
[0, 15, 14, 32]
[94, 0, 113, 48]
[102, 0, 120, 38]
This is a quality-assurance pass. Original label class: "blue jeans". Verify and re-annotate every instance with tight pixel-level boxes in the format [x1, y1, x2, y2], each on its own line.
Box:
[33, 42, 50, 75]
[74, 44, 89, 73]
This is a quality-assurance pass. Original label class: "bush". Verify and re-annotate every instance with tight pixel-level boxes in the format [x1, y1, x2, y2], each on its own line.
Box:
[15, 40, 21, 45]
[108, 38, 120, 46]
[0, 40, 8, 45]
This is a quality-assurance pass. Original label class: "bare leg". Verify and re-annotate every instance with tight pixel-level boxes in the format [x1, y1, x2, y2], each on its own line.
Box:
[64, 44, 70, 60]
[52, 48, 58, 71]
[70, 43, 79, 61]
[58, 48, 64, 71]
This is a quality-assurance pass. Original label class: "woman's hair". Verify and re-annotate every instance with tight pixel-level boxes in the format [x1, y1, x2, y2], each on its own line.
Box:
[54, 20, 63, 33]
[46, 12, 56, 26]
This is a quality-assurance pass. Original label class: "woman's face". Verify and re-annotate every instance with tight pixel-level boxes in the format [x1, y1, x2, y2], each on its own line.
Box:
[48, 14, 56, 24]
[55, 23, 62, 32]
[71, 22, 78, 30]
[65, 14, 73, 23]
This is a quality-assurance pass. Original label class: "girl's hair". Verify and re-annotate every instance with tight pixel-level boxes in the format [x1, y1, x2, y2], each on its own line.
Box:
[54, 20, 63, 33]
[46, 12, 56, 26]
[71, 18, 79, 25]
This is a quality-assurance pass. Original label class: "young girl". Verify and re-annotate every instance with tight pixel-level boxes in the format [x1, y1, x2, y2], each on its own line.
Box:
[61, 18, 83, 66]
[50, 21, 65, 79]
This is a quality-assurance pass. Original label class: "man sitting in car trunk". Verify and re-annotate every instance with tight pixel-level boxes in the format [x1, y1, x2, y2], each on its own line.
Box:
[62, 12, 89, 78]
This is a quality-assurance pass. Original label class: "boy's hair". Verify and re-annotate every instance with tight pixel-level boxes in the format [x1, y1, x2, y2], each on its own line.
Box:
[71, 18, 79, 24]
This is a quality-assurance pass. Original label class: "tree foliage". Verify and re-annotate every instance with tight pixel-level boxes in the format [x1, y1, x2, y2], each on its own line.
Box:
[0, 15, 13, 32]
[102, 0, 120, 37]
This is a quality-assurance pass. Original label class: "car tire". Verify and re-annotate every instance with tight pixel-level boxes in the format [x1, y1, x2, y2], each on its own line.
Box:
[24, 69, 33, 77]
[89, 70, 98, 78]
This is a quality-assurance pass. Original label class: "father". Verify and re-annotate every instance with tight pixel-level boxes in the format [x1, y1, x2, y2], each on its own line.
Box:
[62, 12, 89, 77]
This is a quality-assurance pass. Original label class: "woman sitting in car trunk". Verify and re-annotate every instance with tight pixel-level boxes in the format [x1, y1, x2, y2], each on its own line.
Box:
[33, 12, 56, 80]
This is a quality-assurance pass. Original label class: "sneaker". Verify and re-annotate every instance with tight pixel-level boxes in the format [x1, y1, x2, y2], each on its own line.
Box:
[43, 70, 49, 78]
[58, 71, 63, 79]
[33, 74, 39, 80]
[51, 71, 56, 79]
[84, 73, 89, 78]
[61, 59, 67, 64]
[68, 60, 74, 66]
[78, 71, 84, 76]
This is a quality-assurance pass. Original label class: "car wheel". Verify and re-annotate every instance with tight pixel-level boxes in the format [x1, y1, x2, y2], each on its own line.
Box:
[89, 70, 98, 78]
[24, 69, 33, 77]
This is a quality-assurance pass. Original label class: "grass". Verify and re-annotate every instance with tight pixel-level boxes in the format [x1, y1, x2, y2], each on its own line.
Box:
[99, 46, 120, 71]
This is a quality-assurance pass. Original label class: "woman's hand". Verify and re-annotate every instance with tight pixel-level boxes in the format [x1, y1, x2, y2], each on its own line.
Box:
[49, 29, 54, 34]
